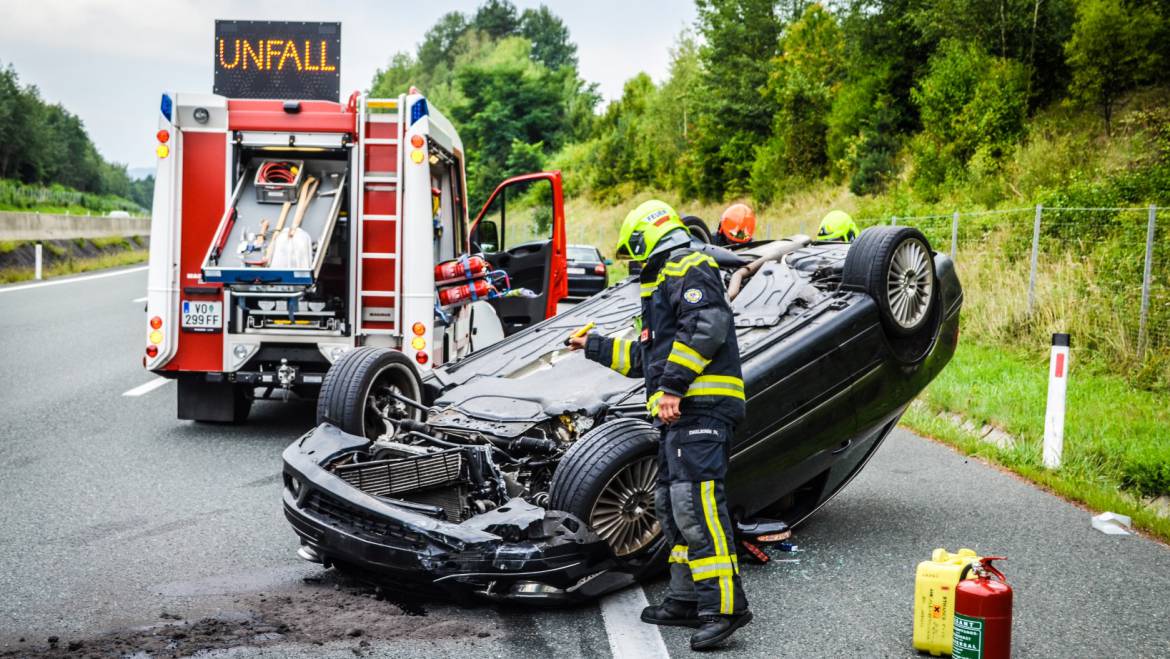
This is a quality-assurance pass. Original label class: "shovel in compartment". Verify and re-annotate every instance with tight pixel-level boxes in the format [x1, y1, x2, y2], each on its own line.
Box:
[270, 176, 319, 269]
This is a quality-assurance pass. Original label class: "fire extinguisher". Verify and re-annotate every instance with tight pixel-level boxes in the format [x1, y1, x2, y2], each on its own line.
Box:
[952, 557, 1012, 659]
[437, 278, 495, 306]
[435, 255, 489, 282]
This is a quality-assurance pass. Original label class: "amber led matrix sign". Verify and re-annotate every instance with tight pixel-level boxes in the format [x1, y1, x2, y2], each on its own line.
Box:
[214, 20, 341, 101]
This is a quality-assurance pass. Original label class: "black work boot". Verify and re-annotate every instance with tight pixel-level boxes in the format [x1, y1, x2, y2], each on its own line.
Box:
[690, 611, 753, 650]
[640, 598, 700, 627]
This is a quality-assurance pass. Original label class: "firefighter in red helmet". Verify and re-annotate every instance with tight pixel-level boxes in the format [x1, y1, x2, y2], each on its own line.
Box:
[714, 203, 756, 246]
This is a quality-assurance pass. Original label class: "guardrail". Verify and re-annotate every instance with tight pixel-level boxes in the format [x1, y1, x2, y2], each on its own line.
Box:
[0, 212, 150, 240]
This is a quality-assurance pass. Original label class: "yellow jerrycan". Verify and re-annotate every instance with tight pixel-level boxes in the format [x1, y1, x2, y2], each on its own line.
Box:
[913, 547, 981, 655]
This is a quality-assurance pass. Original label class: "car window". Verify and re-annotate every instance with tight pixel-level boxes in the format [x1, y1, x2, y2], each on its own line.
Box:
[568, 246, 597, 261]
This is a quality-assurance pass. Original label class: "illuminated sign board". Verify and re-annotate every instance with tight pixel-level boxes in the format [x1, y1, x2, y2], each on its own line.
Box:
[214, 20, 340, 101]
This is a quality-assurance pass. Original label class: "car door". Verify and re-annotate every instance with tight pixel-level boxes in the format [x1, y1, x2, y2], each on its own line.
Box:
[469, 171, 568, 335]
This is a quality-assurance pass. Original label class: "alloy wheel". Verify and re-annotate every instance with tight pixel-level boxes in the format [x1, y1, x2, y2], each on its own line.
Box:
[589, 456, 661, 556]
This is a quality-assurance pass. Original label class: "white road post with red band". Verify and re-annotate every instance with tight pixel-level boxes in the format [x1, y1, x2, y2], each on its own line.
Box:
[1043, 333, 1071, 469]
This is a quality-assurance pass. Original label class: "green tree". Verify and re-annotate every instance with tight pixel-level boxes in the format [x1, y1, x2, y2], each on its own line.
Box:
[520, 6, 577, 70]
[910, 39, 1030, 194]
[1065, 0, 1163, 134]
[473, 0, 521, 39]
[691, 0, 784, 198]
[752, 3, 846, 201]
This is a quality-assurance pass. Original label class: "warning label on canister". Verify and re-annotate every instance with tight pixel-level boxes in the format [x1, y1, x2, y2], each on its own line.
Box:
[952, 613, 984, 659]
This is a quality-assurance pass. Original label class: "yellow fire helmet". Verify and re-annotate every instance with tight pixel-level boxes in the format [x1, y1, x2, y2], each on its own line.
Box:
[818, 210, 860, 242]
[615, 200, 688, 262]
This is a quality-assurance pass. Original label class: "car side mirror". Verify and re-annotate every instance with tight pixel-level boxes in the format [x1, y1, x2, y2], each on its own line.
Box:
[474, 220, 500, 253]
[604, 258, 613, 266]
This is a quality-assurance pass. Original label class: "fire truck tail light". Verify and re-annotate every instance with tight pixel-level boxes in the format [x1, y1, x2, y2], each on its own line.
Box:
[156, 129, 170, 144]
[145, 345, 158, 358]
[410, 336, 426, 350]
[411, 322, 426, 336]
[156, 144, 170, 159]
[410, 135, 424, 148]
[149, 331, 163, 345]
[415, 351, 429, 365]
[149, 316, 163, 330]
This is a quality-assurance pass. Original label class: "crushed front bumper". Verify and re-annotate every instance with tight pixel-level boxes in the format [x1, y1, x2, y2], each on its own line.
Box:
[282, 424, 636, 602]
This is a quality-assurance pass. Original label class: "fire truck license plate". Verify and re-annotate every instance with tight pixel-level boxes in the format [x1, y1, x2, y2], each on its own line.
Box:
[182, 301, 222, 332]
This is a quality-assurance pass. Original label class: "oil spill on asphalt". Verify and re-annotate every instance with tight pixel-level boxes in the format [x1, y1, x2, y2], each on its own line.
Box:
[0, 573, 497, 657]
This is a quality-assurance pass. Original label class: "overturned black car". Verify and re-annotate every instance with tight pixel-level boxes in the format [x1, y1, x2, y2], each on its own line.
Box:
[282, 226, 962, 602]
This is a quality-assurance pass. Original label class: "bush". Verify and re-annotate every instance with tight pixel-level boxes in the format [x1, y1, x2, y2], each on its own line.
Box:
[910, 40, 1030, 194]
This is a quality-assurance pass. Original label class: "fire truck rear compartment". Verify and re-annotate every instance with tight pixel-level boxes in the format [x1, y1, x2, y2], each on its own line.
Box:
[207, 148, 354, 335]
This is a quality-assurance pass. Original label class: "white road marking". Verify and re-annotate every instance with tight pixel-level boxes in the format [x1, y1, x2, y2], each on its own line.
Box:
[122, 378, 172, 397]
[600, 585, 671, 659]
[0, 266, 148, 294]
[132, 296, 148, 303]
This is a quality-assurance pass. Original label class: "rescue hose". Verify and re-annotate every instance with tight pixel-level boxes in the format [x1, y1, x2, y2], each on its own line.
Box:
[726, 234, 812, 301]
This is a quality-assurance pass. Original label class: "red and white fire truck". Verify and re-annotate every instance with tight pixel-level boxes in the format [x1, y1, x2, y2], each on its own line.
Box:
[143, 89, 568, 422]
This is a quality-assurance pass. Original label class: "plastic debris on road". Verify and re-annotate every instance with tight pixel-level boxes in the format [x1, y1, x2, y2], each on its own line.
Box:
[1091, 512, 1133, 535]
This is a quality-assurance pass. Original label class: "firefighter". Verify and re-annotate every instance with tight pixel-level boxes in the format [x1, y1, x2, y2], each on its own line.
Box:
[817, 209, 860, 242]
[714, 203, 756, 246]
[567, 200, 751, 650]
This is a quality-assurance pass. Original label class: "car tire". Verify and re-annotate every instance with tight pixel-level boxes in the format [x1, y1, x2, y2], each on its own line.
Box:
[316, 347, 423, 439]
[683, 215, 713, 243]
[550, 418, 665, 575]
[842, 226, 938, 338]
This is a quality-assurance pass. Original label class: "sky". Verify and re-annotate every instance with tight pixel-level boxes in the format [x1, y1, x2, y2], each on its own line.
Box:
[0, 0, 697, 174]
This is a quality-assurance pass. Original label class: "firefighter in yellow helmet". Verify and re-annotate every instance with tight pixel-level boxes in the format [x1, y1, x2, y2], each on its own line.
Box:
[568, 200, 751, 650]
[817, 210, 860, 242]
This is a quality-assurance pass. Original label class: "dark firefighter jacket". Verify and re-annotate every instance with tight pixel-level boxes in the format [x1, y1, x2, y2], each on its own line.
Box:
[585, 246, 746, 424]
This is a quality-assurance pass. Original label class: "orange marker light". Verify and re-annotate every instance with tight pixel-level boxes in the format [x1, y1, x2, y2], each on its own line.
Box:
[156, 129, 170, 143]
[411, 322, 426, 336]
[150, 316, 163, 329]
[410, 134, 424, 148]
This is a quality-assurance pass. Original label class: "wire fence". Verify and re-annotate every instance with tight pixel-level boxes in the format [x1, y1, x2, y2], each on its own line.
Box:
[844, 205, 1167, 385]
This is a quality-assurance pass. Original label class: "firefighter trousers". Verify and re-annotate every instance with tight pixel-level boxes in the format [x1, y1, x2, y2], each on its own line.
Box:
[655, 415, 748, 616]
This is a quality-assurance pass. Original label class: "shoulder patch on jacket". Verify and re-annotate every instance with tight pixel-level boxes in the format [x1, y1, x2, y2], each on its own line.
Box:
[683, 288, 704, 304]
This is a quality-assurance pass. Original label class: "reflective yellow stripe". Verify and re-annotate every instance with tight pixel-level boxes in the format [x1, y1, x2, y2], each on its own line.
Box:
[640, 281, 658, 298]
[662, 252, 716, 278]
[609, 338, 633, 376]
[689, 554, 737, 569]
[668, 341, 710, 374]
[668, 353, 704, 374]
[692, 567, 736, 581]
[684, 375, 745, 400]
[701, 480, 733, 614]
[669, 545, 689, 564]
[646, 390, 664, 414]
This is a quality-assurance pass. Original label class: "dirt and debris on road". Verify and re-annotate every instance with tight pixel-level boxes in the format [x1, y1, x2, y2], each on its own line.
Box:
[1, 574, 498, 658]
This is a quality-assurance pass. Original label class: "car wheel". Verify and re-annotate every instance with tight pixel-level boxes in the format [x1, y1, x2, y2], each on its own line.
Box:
[683, 215, 713, 243]
[550, 418, 664, 566]
[316, 347, 423, 439]
[842, 226, 937, 338]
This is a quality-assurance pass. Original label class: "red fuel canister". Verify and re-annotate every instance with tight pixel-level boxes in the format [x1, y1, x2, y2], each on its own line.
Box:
[952, 557, 1012, 659]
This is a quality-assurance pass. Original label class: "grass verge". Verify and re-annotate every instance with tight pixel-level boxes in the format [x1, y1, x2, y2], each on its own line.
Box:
[901, 341, 1170, 543]
[0, 249, 148, 284]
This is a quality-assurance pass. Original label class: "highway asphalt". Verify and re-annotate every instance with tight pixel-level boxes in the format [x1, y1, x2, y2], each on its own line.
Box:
[1, 266, 1168, 657]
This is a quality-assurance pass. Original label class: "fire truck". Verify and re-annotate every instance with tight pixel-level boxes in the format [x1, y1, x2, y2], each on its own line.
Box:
[143, 89, 568, 422]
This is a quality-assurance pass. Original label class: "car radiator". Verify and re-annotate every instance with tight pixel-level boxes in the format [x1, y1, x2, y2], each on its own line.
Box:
[333, 449, 463, 497]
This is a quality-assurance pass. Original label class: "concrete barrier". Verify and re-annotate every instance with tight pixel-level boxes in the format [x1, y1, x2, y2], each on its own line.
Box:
[0, 212, 150, 241]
